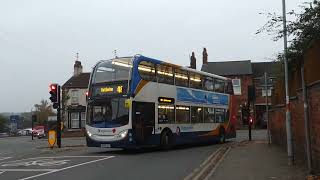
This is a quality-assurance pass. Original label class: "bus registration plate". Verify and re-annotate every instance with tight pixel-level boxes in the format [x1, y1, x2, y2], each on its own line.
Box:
[101, 144, 111, 148]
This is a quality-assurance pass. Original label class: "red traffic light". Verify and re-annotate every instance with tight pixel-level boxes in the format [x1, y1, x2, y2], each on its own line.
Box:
[50, 84, 57, 91]
[249, 117, 253, 124]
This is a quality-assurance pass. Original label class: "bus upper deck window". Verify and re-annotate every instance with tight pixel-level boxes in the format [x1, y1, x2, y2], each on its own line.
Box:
[138, 61, 156, 82]
[214, 79, 225, 93]
[157, 65, 174, 84]
[189, 73, 202, 89]
[175, 69, 189, 87]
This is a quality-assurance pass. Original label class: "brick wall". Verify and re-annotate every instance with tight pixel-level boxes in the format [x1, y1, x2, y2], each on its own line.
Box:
[270, 83, 320, 172]
[269, 40, 320, 172]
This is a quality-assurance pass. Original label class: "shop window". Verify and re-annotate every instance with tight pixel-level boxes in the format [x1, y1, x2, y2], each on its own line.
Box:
[215, 108, 226, 123]
[157, 65, 174, 84]
[204, 107, 215, 123]
[176, 106, 190, 124]
[158, 105, 175, 124]
[175, 69, 189, 87]
[189, 73, 202, 89]
[191, 107, 203, 123]
[138, 61, 156, 82]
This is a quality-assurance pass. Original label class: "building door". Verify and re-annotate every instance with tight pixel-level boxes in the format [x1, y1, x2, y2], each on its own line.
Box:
[132, 102, 155, 144]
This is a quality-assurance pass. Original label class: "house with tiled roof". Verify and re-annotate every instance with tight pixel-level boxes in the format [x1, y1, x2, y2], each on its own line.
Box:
[62, 61, 90, 130]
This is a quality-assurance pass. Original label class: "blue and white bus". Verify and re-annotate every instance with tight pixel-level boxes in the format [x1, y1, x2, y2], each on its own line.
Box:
[85, 55, 237, 149]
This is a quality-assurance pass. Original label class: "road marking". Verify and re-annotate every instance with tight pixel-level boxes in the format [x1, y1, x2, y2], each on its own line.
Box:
[203, 147, 231, 180]
[1, 159, 70, 167]
[0, 156, 112, 165]
[0, 169, 57, 172]
[19, 156, 114, 180]
[0, 171, 4, 175]
[0, 157, 12, 161]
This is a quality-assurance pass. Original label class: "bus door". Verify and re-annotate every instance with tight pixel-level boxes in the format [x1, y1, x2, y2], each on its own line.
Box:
[132, 102, 155, 144]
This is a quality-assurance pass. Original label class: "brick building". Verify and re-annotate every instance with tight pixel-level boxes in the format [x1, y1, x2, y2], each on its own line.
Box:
[201, 57, 278, 128]
[269, 40, 320, 172]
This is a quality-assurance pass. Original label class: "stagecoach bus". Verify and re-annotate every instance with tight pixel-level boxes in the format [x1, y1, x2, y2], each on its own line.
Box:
[85, 55, 237, 149]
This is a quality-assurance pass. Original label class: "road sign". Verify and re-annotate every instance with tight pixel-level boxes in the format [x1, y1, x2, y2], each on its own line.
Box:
[48, 130, 57, 148]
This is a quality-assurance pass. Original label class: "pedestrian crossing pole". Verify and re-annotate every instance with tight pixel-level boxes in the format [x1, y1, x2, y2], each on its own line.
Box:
[57, 85, 61, 148]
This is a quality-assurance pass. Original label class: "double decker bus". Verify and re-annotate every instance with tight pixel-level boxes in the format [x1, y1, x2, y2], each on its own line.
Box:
[85, 55, 236, 149]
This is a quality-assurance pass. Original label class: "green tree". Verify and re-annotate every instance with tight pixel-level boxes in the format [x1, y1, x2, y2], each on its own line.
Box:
[257, 0, 320, 63]
[34, 100, 56, 125]
[0, 115, 8, 132]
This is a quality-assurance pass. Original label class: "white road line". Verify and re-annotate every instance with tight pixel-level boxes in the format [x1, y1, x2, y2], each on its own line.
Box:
[19, 156, 114, 180]
[0, 171, 4, 175]
[0, 156, 111, 165]
[0, 169, 57, 172]
[0, 157, 12, 161]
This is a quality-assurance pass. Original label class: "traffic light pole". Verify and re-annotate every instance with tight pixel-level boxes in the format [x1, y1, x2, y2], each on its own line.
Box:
[57, 85, 62, 148]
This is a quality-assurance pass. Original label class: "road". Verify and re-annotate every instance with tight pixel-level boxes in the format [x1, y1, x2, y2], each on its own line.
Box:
[0, 130, 267, 180]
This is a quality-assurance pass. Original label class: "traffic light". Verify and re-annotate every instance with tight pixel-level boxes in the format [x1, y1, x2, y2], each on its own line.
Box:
[49, 84, 59, 109]
[49, 84, 58, 103]
[249, 117, 253, 125]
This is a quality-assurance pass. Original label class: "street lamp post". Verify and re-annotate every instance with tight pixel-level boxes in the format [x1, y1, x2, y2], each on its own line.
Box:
[282, 0, 294, 165]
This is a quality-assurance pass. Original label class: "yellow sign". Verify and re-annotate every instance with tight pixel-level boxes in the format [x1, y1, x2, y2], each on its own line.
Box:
[48, 130, 57, 148]
[101, 87, 113, 93]
[158, 97, 174, 103]
[125, 99, 132, 108]
[117, 86, 123, 93]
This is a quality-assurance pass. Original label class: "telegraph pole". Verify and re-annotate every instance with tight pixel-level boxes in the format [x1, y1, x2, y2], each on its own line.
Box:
[57, 85, 61, 148]
[282, 0, 294, 165]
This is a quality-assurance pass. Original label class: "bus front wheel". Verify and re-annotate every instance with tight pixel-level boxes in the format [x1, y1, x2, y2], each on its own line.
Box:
[160, 130, 173, 150]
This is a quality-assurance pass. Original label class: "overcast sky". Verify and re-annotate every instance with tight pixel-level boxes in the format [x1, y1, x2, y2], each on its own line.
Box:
[0, 0, 311, 112]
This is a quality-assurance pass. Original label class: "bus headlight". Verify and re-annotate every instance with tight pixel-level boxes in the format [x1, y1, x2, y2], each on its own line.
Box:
[117, 130, 128, 138]
[86, 130, 92, 137]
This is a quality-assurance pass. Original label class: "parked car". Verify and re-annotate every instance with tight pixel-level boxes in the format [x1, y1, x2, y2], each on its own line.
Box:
[17, 128, 32, 136]
[32, 126, 46, 139]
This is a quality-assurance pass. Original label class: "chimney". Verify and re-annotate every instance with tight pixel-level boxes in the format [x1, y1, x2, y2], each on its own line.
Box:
[190, 52, 196, 69]
[74, 60, 83, 76]
[202, 48, 208, 65]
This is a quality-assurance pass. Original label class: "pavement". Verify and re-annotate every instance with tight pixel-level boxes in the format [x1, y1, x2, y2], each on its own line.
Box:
[0, 129, 314, 180]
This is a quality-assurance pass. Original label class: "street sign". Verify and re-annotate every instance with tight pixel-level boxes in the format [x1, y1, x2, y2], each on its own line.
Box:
[48, 130, 57, 148]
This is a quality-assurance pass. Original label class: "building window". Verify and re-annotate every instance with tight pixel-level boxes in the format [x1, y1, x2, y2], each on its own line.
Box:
[191, 107, 203, 123]
[71, 112, 79, 128]
[262, 89, 272, 97]
[71, 90, 79, 104]
[158, 104, 175, 124]
[176, 106, 190, 124]
[204, 107, 215, 123]
[175, 69, 189, 87]
[232, 79, 241, 95]
[157, 65, 174, 84]
[81, 112, 86, 128]
[138, 61, 156, 82]
[215, 108, 226, 123]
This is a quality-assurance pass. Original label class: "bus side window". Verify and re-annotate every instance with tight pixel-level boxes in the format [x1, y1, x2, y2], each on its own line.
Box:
[158, 104, 175, 124]
[157, 65, 174, 84]
[175, 69, 189, 87]
[214, 79, 225, 93]
[138, 61, 156, 82]
[204, 107, 214, 123]
[215, 108, 226, 123]
[189, 73, 202, 89]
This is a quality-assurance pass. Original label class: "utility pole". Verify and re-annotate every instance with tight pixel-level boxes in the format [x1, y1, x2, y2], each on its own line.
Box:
[264, 72, 271, 145]
[301, 64, 313, 173]
[282, 0, 294, 165]
[57, 85, 61, 148]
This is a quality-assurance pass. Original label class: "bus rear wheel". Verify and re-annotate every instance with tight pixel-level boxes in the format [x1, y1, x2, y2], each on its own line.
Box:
[219, 128, 226, 144]
[160, 130, 173, 150]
